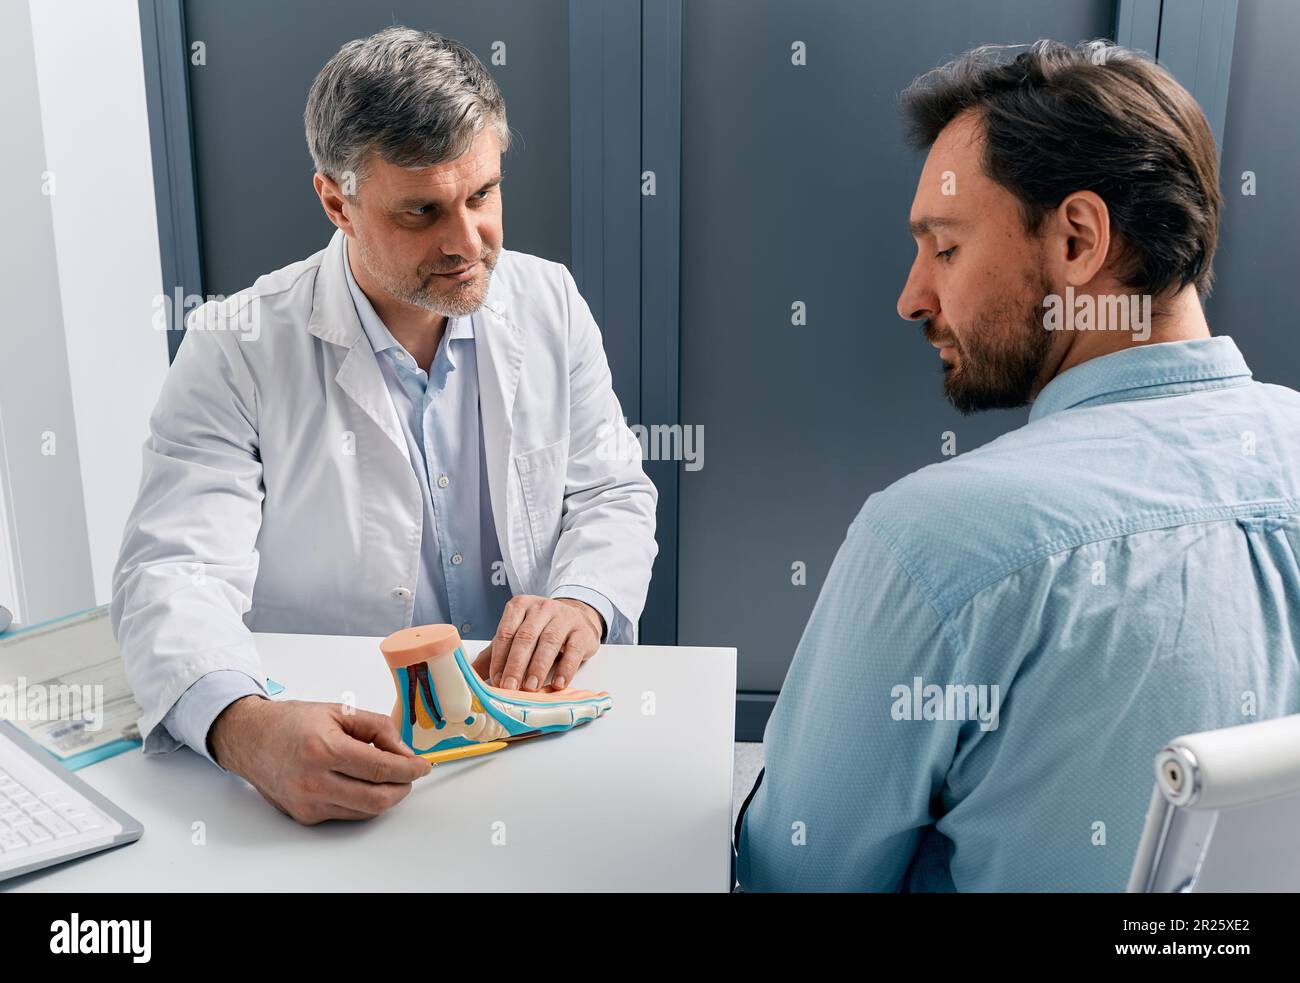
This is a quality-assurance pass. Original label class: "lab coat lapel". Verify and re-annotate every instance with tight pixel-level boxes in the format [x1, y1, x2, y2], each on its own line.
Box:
[474, 287, 526, 590]
[307, 230, 411, 465]
[333, 342, 412, 465]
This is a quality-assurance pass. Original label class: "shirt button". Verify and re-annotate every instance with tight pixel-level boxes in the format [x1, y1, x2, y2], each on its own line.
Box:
[437, 475, 450, 489]
[450, 553, 463, 565]
[391, 586, 412, 600]
[460, 622, 472, 635]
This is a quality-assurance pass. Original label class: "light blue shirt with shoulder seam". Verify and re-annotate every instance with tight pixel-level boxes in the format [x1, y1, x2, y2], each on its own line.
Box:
[737, 336, 1300, 892]
[162, 238, 616, 768]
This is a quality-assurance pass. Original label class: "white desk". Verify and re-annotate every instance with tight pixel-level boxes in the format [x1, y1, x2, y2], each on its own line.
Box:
[8, 633, 736, 892]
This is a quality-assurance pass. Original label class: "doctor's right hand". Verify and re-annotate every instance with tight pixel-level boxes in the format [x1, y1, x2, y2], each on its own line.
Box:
[208, 697, 431, 825]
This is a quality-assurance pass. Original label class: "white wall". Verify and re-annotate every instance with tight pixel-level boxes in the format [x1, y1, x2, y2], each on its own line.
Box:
[29, 0, 170, 606]
[0, 408, 25, 623]
[0, 0, 168, 625]
[0, 0, 94, 626]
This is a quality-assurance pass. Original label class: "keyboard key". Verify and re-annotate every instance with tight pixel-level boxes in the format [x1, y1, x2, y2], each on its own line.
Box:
[0, 743, 115, 857]
[0, 830, 26, 851]
[34, 811, 76, 838]
[18, 824, 52, 844]
[67, 812, 105, 833]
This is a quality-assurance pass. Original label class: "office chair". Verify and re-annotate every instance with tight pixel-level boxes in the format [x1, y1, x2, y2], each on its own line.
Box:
[1128, 713, 1300, 892]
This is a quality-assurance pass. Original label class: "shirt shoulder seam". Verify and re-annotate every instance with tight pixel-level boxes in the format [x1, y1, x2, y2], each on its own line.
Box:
[864, 497, 1300, 617]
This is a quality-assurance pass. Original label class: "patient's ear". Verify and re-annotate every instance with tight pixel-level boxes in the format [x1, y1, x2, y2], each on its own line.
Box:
[1052, 190, 1111, 288]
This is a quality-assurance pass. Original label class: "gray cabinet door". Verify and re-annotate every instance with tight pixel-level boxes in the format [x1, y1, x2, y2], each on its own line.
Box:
[677, 0, 1115, 692]
[1205, 0, 1300, 387]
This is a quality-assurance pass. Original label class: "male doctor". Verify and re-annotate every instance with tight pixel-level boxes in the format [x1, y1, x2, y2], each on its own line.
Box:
[112, 27, 658, 824]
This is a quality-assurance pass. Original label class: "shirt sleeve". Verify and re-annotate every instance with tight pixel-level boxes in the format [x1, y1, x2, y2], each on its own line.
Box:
[550, 584, 616, 643]
[735, 512, 964, 891]
[160, 669, 268, 770]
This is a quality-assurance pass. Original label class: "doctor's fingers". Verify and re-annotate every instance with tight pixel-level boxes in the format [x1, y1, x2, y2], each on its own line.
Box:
[328, 734, 431, 785]
[255, 788, 375, 826]
[501, 606, 566, 690]
[524, 614, 593, 691]
[549, 639, 595, 692]
[326, 771, 416, 815]
[293, 772, 413, 823]
[521, 624, 570, 692]
[333, 704, 425, 764]
[313, 708, 429, 784]
[488, 597, 534, 685]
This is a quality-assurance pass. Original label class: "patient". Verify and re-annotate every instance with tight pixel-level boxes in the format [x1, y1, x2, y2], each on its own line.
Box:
[736, 40, 1300, 891]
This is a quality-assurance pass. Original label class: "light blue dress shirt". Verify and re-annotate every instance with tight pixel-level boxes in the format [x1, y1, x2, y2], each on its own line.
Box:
[737, 336, 1300, 891]
[162, 238, 615, 767]
[345, 240, 513, 638]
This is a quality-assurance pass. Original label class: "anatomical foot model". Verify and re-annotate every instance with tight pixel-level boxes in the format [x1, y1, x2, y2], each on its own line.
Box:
[381, 624, 613, 760]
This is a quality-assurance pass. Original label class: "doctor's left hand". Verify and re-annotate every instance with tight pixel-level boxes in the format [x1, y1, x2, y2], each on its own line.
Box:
[473, 596, 604, 693]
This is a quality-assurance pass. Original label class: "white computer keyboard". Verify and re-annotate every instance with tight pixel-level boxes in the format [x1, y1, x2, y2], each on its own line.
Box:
[0, 730, 122, 872]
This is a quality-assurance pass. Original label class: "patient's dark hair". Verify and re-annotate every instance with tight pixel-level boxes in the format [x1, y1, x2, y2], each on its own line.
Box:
[900, 39, 1222, 299]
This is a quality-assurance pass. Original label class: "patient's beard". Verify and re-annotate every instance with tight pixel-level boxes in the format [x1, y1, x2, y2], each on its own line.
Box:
[928, 269, 1055, 415]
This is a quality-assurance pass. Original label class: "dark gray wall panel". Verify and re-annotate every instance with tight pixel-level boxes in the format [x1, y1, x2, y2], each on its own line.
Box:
[183, 0, 569, 297]
[1205, 0, 1300, 388]
[677, 0, 1115, 692]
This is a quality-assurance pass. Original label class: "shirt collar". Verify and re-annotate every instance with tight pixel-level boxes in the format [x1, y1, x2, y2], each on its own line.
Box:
[1028, 336, 1252, 423]
[341, 236, 474, 360]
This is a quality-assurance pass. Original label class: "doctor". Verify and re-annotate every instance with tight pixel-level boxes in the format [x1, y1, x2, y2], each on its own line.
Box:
[112, 27, 658, 824]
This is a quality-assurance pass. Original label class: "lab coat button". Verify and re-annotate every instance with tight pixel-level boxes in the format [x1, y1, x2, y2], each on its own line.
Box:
[391, 586, 412, 600]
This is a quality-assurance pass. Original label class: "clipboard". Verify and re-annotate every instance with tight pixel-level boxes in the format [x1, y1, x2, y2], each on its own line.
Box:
[0, 606, 285, 770]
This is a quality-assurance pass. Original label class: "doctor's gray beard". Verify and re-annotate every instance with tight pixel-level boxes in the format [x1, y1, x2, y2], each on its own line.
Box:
[355, 237, 499, 317]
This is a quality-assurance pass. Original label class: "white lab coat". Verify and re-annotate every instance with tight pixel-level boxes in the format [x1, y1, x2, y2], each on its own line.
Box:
[111, 229, 658, 749]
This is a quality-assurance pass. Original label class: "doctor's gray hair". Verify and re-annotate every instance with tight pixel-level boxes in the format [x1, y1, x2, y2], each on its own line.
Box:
[304, 26, 508, 197]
